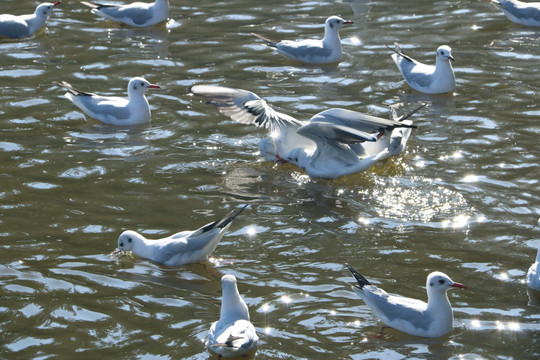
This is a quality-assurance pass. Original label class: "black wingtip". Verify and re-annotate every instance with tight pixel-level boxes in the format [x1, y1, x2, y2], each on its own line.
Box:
[397, 103, 427, 124]
[217, 205, 247, 229]
[198, 205, 247, 234]
[345, 263, 371, 289]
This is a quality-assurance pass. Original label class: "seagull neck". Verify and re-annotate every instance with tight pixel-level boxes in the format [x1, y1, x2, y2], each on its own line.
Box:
[127, 88, 149, 105]
[221, 285, 250, 321]
[322, 26, 340, 46]
[25, 13, 48, 34]
[131, 236, 152, 258]
[435, 57, 453, 73]
[427, 289, 452, 313]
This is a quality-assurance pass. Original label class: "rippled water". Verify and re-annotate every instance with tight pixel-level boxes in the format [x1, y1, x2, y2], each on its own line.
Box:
[1, 0, 540, 358]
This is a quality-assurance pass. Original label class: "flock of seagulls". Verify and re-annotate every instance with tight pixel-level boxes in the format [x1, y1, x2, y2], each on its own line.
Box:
[3, 0, 540, 357]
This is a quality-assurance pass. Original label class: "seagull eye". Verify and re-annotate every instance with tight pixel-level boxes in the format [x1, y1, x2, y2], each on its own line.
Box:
[141, 82, 145, 87]
[438, 279, 445, 284]
[127, 237, 132, 243]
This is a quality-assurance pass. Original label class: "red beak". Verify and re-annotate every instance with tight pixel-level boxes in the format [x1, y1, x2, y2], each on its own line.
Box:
[54, 1, 61, 7]
[344, 20, 354, 25]
[149, 84, 161, 89]
[451, 282, 467, 289]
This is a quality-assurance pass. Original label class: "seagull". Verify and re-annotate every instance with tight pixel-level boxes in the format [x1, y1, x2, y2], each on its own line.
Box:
[206, 274, 259, 358]
[490, 0, 540, 27]
[81, 0, 169, 28]
[59, 77, 160, 126]
[527, 219, 540, 291]
[388, 43, 456, 94]
[189, 84, 423, 179]
[0, 2, 60, 39]
[251, 15, 354, 64]
[346, 264, 467, 338]
[116, 206, 246, 267]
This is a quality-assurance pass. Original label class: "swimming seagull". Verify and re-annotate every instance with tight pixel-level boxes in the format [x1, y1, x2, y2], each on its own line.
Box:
[189, 84, 423, 179]
[116, 206, 246, 267]
[59, 77, 160, 126]
[251, 15, 354, 64]
[490, 0, 540, 27]
[0, 2, 61, 39]
[527, 219, 540, 291]
[346, 264, 467, 338]
[81, 0, 169, 28]
[206, 274, 259, 358]
[388, 43, 456, 94]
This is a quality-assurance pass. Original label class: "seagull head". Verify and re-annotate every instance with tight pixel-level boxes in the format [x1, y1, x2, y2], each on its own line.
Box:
[285, 148, 309, 168]
[325, 16, 354, 30]
[427, 272, 467, 296]
[35, 2, 61, 18]
[436, 45, 455, 62]
[128, 77, 161, 96]
[117, 230, 143, 252]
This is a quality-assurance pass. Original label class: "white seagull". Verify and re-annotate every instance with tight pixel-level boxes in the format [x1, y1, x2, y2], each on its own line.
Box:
[251, 16, 354, 64]
[59, 77, 160, 126]
[206, 274, 259, 358]
[189, 84, 422, 179]
[346, 264, 467, 338]
[389, 43, 456, 94]
[0, 2, 61, 39]
[116, 206, 246, 267]
[526, 219, 540, 291]
[490, 0, 540, 27]
[81, 0, 169, 28]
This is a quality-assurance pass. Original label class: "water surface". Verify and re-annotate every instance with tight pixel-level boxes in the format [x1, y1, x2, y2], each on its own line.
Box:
[1, 0, 540, 358]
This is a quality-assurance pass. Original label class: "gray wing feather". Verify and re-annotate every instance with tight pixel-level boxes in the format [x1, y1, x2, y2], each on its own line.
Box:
[101, 6, 153, 26]
[495, 1, 540, 21]
[277, 41, 332, 58]
[189, 85, 304, 133]
[0, 18, 30, 38]
[359, 287, 431, 331]
[83, 1, 153, 26]
[73, 96, 131, 120]
[298, 121, 378, 145]
[152, 241, 189, 264]
[388, 43, 436, 89]
[309, 108, 416, 133]
[156, 206, 247, 261]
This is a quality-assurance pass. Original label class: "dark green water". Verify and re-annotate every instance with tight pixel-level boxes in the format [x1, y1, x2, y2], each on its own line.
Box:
[1, 0, 540, 358]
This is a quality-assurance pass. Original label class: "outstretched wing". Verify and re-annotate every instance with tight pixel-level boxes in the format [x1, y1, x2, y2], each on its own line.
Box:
[189, 85, 304, 134]
[309, 108, 416, 135]
[297, 121, 378, 145]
